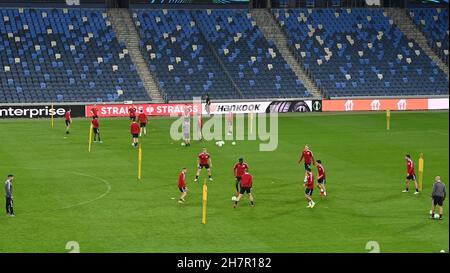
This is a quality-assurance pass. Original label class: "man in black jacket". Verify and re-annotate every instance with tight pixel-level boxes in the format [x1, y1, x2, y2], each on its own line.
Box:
[5, 174, 15, 217]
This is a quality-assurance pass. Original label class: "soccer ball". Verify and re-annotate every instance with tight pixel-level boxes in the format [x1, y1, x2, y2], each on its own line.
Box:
[231, 196, 237, 201]
[216, 140, 224, 147]
[232, 141, 236, 146]
[434, 214, 440, 219]
[181, 142, 186, 146]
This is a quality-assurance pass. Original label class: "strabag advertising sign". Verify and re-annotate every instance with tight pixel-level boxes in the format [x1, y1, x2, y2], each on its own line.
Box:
[84, 103, 201, 117]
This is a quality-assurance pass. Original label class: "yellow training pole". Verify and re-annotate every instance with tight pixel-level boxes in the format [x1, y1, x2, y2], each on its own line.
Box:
[202, 178, 208, 225]
[250, 112, 254, 134]
[386, 109, 390, 131]
[51, 103, 54, 128]
[418, 153, 424, 191]
[138, 144, 142, 180]
[88, 124, 93, 152]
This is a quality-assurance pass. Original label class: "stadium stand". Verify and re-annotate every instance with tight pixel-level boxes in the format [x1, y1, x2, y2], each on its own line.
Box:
[0, 8, 150, 103]
[132, 9, 237, 101]
[273, 8, 449, 98]
[193, 9, 310, 99]
[408, 8, 449, 64]
[133, 9, 310, 100]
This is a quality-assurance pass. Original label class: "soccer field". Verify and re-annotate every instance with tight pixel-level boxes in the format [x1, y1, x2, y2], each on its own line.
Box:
[0, 111, 448, 253]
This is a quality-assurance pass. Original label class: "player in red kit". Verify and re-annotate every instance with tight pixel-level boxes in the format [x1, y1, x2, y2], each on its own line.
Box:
[178, 168, 188, 204]
[65, 109, 72, 134]
[92, 117, 102, 143]
[195, 147, 212, 182]
[316, 160, 327, 197]
[304, 167, 315, 208]
[403, 154, 419, 194]
[227, 111, 233, 136]
[128, 106, 137, 122]
[137, 110, 148, 137]
[233, 158, 249, 196]
[197, 115, 203, 141]
[298, 144, 316, 170]
[234, 170, 254, 208]
[130, 120, 140, 148]
[90, 105, 99, 119]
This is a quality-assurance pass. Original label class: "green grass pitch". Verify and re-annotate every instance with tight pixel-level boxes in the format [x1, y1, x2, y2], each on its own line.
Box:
[0, 111, 448, 253]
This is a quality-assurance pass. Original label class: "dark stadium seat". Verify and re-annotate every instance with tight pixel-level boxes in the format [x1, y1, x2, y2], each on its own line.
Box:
[408, 8, 449, 63]
[0, 8, 150, 103]
[132, 9, 310, 100]
[272, 8, 449, 98]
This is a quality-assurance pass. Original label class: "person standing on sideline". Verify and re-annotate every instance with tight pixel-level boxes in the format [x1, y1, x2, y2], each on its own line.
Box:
[92, 117, 102, 143]
[178, 168, 188, 204]
[5, 174, 15, 217]
[204, 93, 211, 115]
[182, 107, 191, 147]
[227, 111, 233, 136]
[65, 109, 72, 134]
[403, 154, 419, 194]
[431, 176, 446, 220]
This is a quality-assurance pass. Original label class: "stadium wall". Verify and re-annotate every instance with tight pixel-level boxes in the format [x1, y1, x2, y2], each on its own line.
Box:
[1, 98, 447, 119]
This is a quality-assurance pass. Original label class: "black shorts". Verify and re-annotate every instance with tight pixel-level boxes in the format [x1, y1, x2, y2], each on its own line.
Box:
[130, 116, 136, 121]
[240, 187, 251, 194]
[406, 174, 416, 180]
[236, 176, 242, 182]
[179, 187, 187, 193]
[93, 128, 99, 134]
[305, 188, 314, 196]
[132, 133, 139, 138]
[318, 178, 326, 184]
[65, 120, 71, 126]
[92, 115, 98, 119]
[198, 164, 210, 169]
[140, 123, 146, 128]
[304, 163, 311, 170]
[433, 196, 444, 206]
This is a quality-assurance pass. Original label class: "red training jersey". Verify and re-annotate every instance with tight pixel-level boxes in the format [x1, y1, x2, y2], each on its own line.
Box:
[300, 149, 315, 164]
[65, 112, 71, 121]
[178, 172, 186, 188]
[317, 164, 326, 179]
[138, 113, 148, 124]
[305, 172, 314, 189]
[91, 107, 98, 117]
[92, 119, 99, 129]
[131, 123, 140, 134]
[198, 152, 210, 165]
[406, 159, 415, 175]
[241, 173, 253, 188]
[129, 107, 137, 117]
[227, 112, 233, 122]
[234, 163, 249, 178]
